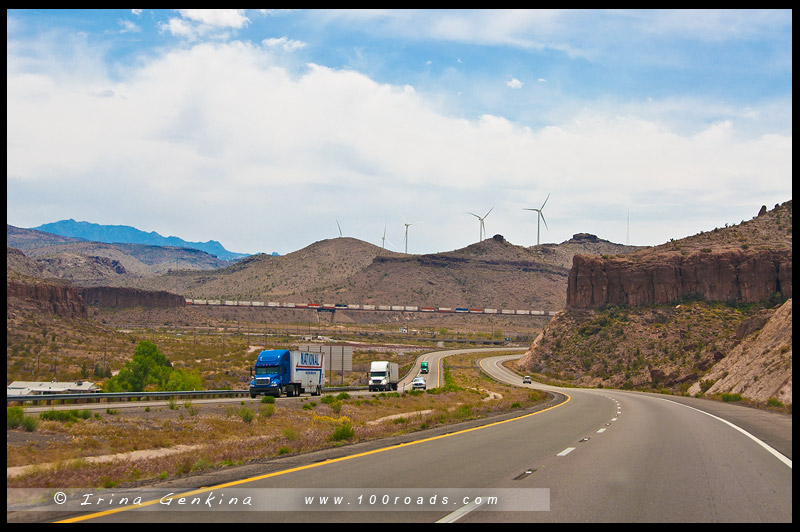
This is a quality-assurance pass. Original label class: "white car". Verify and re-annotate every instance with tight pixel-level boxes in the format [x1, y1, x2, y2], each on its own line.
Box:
[522, 376, 532, 384]
[411, 377, 427, 390]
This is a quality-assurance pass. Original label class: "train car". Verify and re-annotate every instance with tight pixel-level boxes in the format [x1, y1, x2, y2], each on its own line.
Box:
[362, 304, 375, 311]
[483, 308, 498, 314]
[405, 306, 419, 311]
[421, 307, 435, 312]
[252, 301, 265, 307]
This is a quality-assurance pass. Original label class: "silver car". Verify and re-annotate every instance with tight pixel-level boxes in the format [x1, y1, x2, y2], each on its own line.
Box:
[522, 375, 532, 384]
[412, 377, 427, 390]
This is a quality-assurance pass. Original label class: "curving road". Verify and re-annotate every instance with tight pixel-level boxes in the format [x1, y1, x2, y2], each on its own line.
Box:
[40, 349, 791, 523]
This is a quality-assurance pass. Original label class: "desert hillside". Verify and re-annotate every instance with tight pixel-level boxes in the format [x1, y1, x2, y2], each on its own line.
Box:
[121, 233, 644, 311]
[517, 200, 792, 405]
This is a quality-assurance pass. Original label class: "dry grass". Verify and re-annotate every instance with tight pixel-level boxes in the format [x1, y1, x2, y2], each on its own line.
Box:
[7, 352, 545, 488]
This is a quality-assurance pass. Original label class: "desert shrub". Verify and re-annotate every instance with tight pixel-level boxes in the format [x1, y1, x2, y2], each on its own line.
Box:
[21, 415, 39, 432]
[767, 398, 784, 408]
[7, 406, 24, 428]
[329, 422, 354, 441]
[239, 407, 254, 423]
[39, 409, 91, 422]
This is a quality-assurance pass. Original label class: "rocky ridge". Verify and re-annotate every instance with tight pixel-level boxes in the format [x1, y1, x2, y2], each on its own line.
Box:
[518, 200, 792, 405]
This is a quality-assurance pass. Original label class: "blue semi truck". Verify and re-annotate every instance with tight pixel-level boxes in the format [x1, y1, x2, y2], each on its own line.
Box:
[249, 349, 325, 398]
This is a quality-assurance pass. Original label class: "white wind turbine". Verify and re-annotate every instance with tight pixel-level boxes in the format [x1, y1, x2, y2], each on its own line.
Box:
[381, 223, 397, 250]
[524, 193, 550, 245]
[468, 207, 493, 242]
[401, 215, 420, 254]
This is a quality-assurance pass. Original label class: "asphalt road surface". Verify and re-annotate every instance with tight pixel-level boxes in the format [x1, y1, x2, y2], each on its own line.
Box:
[22, 349, 792, 523]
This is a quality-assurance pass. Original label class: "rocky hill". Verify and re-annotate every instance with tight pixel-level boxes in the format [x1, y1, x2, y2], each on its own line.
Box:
[567, 203, 792, 308]
[517, 200, 792, 406]
[123, 233, 644, 312]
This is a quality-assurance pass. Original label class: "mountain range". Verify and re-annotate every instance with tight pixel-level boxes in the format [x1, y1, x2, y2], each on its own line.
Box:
[32, 219, 252, 261]
[6, 200, 792, 406]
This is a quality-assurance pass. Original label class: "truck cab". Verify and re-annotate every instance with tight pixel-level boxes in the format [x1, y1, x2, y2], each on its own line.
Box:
[420, 361, 429, 374]
[250, 350, 289, 398]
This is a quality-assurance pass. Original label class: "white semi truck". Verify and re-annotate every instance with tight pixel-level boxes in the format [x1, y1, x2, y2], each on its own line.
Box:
[368, 361, 399, 392]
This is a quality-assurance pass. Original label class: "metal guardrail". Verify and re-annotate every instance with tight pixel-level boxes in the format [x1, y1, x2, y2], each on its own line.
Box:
[6, 387, 370, 405]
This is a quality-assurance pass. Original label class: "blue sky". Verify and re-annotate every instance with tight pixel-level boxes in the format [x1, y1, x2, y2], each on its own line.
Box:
[7, 9, 793, 255]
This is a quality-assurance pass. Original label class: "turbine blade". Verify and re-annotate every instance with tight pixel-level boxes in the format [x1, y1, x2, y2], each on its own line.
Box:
[484, 206, 494, 218]
[541, 193, 550, 210]
[540, 212, 549, 230]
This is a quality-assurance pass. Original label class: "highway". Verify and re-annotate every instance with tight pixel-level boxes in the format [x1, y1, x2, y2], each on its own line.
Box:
[31, 349, 792, 523]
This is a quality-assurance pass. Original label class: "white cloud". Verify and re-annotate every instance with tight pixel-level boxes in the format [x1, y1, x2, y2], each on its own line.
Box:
[6, 39, 792, 254]
[178, 9, 249, 29]
[159, 9, 250, 40]
[262, 37, 307, 52]
[118, 19, 141, 33]
[506, 78, 524, 89]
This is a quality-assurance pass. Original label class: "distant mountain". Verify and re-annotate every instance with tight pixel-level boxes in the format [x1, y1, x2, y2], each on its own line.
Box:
[32, 219, 250, 261]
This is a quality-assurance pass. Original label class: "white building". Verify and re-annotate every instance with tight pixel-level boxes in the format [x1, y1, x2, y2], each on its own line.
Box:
[7, 380, 101, 396]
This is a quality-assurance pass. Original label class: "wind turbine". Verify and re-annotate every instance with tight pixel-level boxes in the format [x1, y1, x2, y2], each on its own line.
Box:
[381, 223, 397, 250]
[468, 207, 493, 242]
[403, 221, 413, 254]
[524, 193, 550, 245]
[401, 215, 420, 254]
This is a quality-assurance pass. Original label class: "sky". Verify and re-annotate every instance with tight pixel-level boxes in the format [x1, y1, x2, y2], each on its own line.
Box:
[7, 9, 793, 256]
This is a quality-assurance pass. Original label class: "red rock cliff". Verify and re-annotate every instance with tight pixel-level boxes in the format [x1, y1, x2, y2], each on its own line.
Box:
[7, 280, 89, 319]
[567, 249, 792, 308]
[80, 286, 185, 308]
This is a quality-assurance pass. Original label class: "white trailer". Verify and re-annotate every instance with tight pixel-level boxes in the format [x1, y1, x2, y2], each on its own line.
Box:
[368, 361, 399, 392]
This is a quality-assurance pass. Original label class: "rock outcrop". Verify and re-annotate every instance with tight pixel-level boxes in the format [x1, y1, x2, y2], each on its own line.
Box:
[687, 299, 792, 404]
[567, 249, 792, 308]
[80, 287, 185, 308]
[7, 280, 88, 319]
